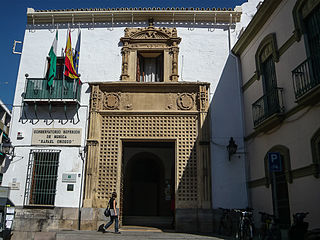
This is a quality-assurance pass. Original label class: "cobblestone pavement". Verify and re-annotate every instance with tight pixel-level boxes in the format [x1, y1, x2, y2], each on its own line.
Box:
[55, 229, 232, 240]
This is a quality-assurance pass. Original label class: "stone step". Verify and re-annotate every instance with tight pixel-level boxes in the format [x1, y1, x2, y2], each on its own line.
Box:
[122, 216, 173, 228]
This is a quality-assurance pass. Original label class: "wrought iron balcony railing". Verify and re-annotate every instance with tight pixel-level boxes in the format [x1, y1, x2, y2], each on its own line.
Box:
[23, 78, 81, 102]
[292, 57, 320, 99]
[252, 87, 284, 127]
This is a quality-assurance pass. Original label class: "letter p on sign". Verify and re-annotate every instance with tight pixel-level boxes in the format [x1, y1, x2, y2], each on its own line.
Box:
[268, 152, 282, 172]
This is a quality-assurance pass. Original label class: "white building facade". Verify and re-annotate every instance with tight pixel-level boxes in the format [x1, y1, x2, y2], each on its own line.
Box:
[3, 3, 260, 236]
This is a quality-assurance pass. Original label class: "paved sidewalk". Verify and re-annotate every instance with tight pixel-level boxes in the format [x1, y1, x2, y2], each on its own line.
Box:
[55, 229, 231, 240]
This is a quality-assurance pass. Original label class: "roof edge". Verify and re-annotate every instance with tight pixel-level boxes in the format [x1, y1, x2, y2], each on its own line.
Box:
[26, 7, 242, 25]
[232, 0, 282, 56]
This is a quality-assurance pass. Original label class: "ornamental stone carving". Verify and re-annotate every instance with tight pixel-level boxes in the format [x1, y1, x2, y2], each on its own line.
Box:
[104, 93, 121, 110]
[120, 25, 181, 82]
[177, 93, 195, 110]
[124, 26, 178, 39]
[91, 86, 103, 111]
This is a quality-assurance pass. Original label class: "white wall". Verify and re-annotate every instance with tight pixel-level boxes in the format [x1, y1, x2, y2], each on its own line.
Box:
[211, 54, 248, 209]
[6, 0, 263, 208]
[6, 20, 237, 208]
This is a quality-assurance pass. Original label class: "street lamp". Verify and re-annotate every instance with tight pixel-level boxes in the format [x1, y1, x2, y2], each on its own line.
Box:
[227, 137, 238, 161]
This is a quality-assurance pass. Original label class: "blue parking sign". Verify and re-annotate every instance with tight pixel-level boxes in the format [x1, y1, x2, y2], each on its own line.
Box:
[268, 152, 282, 172]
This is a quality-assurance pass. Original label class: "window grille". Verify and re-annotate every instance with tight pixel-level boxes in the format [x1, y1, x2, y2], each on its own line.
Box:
[305, 4, 320, 84]
[24, 149, 60, 206]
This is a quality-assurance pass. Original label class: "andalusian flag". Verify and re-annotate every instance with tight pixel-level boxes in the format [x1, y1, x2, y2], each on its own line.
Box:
[64, 31, 79, 79]
[48, 31, 58, 87]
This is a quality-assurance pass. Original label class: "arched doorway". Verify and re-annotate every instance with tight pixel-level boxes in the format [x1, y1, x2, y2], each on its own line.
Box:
[121, 141, 175, 229]
[265, 146, 292, 228]
[123, 152, 164, 216]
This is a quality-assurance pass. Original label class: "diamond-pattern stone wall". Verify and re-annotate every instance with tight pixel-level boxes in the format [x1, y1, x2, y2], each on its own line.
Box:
[98, 114, 198, 207]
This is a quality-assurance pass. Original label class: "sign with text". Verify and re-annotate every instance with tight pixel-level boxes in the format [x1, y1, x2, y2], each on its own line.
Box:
[268, 152, 282, 172]
[32, 128, 82, 146]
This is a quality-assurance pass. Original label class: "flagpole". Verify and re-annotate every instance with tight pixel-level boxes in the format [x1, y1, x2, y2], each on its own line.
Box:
[63, 27, 69, 99]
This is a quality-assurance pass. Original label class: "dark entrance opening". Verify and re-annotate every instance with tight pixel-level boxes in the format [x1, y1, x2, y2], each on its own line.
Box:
[122, 141, 175, 228]
[270, 156, 291, 228]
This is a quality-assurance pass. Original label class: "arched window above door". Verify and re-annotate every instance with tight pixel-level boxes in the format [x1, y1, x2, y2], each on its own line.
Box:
[293, 0, 320, 41]
[255, 33, 279, 79]
[264, 145, 292, 187]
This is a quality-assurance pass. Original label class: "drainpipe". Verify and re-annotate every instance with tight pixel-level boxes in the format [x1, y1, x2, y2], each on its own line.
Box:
[78, 148, 85, 230]
[77, 103, 89, 230]
[228, 14, 232, 51]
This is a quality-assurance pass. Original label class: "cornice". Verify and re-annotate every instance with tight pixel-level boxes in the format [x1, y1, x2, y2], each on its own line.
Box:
[89, 81, 210, 93]
[89, 81, 210, 86]
[26, 7, 242, 25]
[232, 0, 283, 56]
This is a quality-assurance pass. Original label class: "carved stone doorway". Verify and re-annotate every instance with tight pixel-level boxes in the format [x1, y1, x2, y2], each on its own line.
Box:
[122, 141, 175, 228]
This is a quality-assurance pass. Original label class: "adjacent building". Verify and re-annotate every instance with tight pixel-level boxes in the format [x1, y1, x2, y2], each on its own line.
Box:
[0, 99, 11, 184]
[233, 0, 320, 230]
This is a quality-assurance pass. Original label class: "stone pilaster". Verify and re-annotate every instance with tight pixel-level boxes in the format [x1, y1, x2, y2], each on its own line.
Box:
[197, 84, 211, 209]
[84, 85, 102, 208]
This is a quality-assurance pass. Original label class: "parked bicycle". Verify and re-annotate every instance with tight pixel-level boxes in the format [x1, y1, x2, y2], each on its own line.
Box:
[234, 208, 254, 240]
[289, 212, 309, 240]
[259, 211, 281, 240]
[218, 208, 233, 236]
[305, 228, 320, 240]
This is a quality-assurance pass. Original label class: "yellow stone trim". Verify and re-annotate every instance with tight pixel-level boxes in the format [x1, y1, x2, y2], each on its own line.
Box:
[293, 0, 320, 41]
[120, 25, 181, 82]
[84, 82, 211, 210]
[278, 34, 296, 56]
[242, 72, 258, 92]
[255, 33, 279, 78]
[232, 0, 281, 56]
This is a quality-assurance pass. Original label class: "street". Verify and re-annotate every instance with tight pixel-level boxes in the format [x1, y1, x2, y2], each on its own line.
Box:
[55, 230, 230, 240]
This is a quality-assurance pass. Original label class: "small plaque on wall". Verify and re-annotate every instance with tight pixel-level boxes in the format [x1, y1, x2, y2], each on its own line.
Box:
[31, 128, 82, 146]
[67, 184, 74, 191]
[62, 173, 77, 183]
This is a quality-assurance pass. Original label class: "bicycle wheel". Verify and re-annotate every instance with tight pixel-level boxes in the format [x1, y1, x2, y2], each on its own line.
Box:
[243, 224, 253, 240]
[271, 228, 282, 240]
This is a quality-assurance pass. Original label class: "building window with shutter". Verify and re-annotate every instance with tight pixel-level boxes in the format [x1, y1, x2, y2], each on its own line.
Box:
[25, 149, 60, 206]
[46, 57, 65, 80]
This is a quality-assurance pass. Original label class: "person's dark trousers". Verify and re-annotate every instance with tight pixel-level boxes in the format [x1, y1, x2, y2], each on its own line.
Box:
[104, 216, 119, 232]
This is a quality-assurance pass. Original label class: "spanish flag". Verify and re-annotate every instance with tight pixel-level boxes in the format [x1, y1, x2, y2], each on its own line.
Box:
[64, 31, 79, 79]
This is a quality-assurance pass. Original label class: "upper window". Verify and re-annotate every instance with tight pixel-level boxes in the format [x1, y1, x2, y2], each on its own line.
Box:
[137, 52, 163, 82]
[292, 1, 320, 100]
[311, 128, 320, 178]
[252, 33, 283, 128]
[304, 5, 320, 80]
[46, 57, 65, 80]
[120, 22, 181, 82]
[261, 55, 277, 93]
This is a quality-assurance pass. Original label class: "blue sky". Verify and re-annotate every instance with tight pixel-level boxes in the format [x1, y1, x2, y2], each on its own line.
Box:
[0, 0, 246, 110]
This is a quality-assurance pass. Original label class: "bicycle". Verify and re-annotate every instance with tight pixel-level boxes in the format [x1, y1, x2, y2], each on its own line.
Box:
[218, 208, 233, 236]
[258, 211, 281, 240]
[289, 212, 309, 240]
[234, 208, 254, 240]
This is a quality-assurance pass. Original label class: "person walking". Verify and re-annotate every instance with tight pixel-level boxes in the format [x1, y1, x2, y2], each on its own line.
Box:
[103, 192, 120, 234]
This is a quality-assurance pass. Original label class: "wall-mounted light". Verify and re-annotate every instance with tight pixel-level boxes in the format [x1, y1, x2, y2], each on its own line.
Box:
[227, 137, 238, 161]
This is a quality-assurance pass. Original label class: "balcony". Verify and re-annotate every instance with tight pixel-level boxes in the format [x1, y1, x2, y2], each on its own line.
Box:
[292, 57, 320, 104]
[252, 87, 284, 130]
[23, 78, 81, 103]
